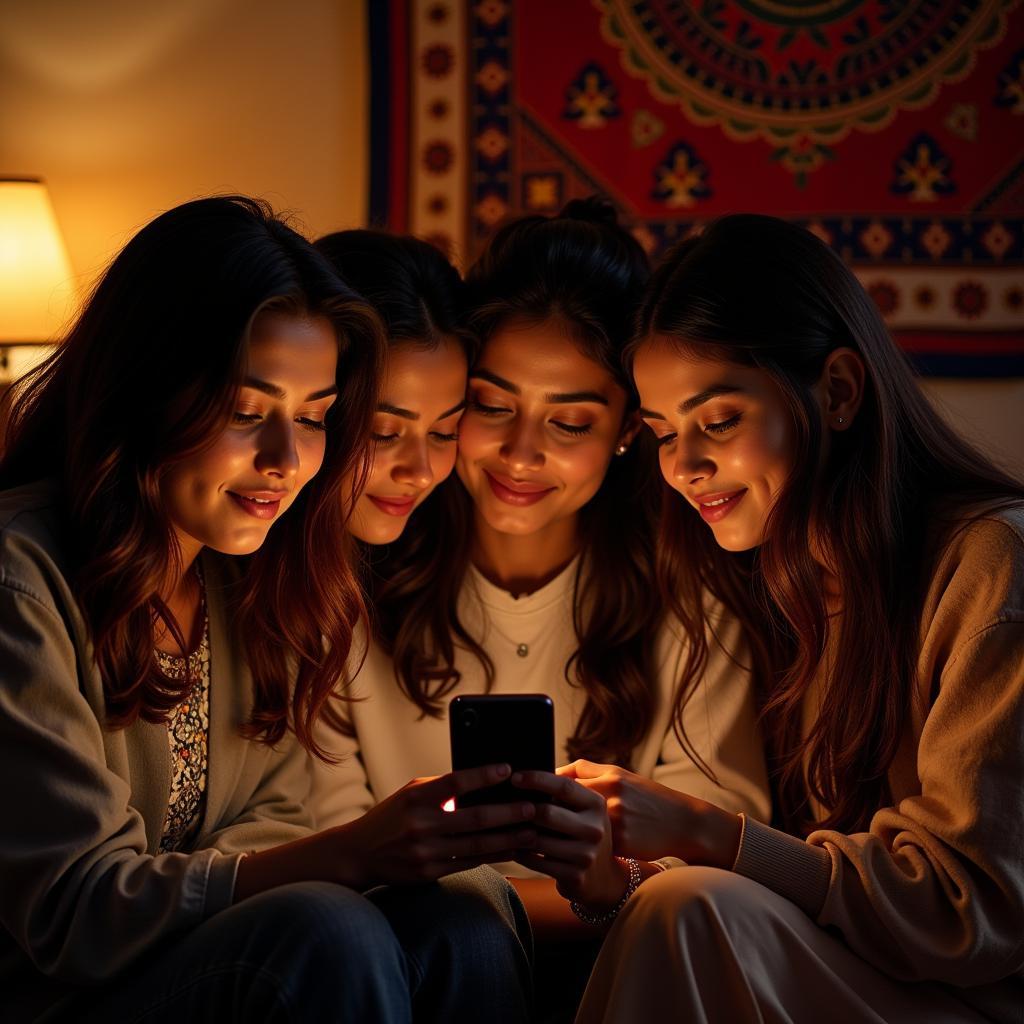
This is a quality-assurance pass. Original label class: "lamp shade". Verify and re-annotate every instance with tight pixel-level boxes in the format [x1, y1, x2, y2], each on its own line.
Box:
[0, 178, 75, 343]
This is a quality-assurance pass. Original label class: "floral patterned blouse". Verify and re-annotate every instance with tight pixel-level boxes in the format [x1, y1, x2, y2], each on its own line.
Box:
[155, 612, 210, 853]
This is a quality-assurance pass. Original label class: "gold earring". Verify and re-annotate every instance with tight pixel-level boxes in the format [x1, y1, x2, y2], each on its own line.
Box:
[615, 444, 628, 455]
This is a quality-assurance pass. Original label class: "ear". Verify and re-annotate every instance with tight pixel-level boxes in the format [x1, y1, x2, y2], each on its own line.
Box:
[816, 347, 865, 432]
[614, 409, 644, 454]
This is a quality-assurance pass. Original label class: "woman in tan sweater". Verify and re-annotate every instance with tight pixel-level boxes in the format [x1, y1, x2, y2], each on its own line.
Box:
[556, 214, 1024, 1022]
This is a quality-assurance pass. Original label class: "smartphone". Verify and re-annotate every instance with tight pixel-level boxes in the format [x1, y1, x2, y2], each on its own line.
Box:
[449, 694, 555, 808]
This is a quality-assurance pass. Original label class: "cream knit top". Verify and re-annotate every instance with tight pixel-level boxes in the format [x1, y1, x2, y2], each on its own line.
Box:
[309, 557, 771, 876]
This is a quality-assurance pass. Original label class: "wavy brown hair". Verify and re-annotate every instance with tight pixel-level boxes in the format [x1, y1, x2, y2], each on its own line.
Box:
[0, 195, 384, 758]
[370, 198, 668, 768]
[628, 214, 1024, 833]
[313, 229, 474, 733]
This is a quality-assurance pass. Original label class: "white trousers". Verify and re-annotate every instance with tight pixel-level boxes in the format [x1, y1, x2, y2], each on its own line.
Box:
[575, 867, 995, 1024]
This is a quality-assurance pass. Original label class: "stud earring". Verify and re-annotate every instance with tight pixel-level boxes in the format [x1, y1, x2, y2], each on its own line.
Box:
[837, 416, 845, 426]
[615, 444, 628, 455]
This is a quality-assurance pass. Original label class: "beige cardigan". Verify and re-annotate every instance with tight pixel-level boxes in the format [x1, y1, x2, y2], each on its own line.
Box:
[0, 482, 314, 1019]
[733, 507, 1024, 1019]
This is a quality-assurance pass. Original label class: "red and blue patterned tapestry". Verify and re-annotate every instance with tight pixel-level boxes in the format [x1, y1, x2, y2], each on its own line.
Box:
[371, 0, 1024, 375]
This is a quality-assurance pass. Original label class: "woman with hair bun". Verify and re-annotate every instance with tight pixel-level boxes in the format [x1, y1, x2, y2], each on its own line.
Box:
[574, 213, 1024, 1022]
[0, 197, 531, 1023]
[309, 200, 770, 1016]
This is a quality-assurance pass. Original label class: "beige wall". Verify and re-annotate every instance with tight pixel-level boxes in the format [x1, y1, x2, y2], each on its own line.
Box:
[0, 0, 1020, 478]
[0, 0, 367, 293]
[921, 378, 1024, 480]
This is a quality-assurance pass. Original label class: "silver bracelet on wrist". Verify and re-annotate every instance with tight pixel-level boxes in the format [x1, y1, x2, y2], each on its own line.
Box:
[569, 857, 642, 927]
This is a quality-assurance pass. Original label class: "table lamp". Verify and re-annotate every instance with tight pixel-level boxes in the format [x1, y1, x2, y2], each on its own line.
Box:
[0, 177, 74, 384]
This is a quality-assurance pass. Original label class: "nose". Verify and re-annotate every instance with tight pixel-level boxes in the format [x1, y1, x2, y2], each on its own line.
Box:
[393, 436, 433, 490]
[254, 415, 300, 480]
[499, 418, 544, 473]
[671, 436, 713, 487]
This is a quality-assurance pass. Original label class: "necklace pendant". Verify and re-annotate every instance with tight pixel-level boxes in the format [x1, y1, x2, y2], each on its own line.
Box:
[516, 643, 529, 658]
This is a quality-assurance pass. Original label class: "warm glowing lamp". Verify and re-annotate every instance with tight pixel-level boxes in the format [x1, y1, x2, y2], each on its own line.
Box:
[0, 177, 74, 383]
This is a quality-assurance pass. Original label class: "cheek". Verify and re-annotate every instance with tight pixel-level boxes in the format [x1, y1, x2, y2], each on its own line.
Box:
[431, 445, 458, 485]
[164, 440, 242, 499]
[296, 433, 328, 480]
[551, 439, 613, 493]
[362, 446, 394, 493]
[455, 418, 494, 463]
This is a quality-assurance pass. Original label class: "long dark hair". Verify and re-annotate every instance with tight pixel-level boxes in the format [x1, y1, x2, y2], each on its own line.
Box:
[373, 198, 667, 768]
[313, 229, 473, 724]
[629, 213, 1024, 833]
[0, 195, 384, 757]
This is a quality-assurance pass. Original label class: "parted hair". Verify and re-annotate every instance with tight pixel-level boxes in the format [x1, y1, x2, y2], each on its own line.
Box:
[0, 195, 385, 757]
[628, 213, 1024, 833]
[369, 197, 669, 768]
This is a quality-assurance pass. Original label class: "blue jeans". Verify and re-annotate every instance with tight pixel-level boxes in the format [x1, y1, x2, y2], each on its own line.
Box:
[41, 868, 532, 1023]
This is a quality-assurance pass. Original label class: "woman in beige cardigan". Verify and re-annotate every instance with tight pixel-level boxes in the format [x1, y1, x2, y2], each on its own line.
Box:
[0, 197, 531, 1022]
[559, 215, 1024, 1022]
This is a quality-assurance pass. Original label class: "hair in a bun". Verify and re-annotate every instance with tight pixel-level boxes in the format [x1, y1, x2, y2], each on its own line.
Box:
[558, 195, 619, 227]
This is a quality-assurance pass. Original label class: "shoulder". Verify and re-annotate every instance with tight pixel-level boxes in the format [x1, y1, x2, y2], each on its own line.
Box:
[0, 481, 73, 608]
[928, 502, 1024, 615]
[920, 501, 1024, 672]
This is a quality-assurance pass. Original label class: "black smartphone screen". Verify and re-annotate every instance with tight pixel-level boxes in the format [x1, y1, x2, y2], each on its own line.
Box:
[449, 694, 555, 807]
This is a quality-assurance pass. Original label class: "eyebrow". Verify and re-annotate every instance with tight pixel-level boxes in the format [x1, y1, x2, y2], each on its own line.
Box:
[242, 377, 338, 401]
[470, 369, 609, 406]
[640, 385, 743, 421]
[377, 399, 466, 422]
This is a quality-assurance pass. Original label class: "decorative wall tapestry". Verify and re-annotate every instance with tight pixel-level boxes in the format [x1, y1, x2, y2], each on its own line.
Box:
[370, 0, 1024, 375]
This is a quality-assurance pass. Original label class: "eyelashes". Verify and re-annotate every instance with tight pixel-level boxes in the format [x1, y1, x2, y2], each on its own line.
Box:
[703, 413, 742, 435]
[371, 431, 459, 447]
[232, 412, 326, 432]
[467, 400, 593, 437]
[552, 422, 592, 436]
[652, 412, 743, 447]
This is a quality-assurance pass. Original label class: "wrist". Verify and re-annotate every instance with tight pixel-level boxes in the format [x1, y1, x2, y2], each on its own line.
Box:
[570, 857, 642, 927]
[586, 853, 631, 911]
[696, 805, 742, 870]
[321, 821, 370, 890]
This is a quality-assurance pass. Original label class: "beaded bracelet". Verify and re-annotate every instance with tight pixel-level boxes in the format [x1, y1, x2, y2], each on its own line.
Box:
[569, 857, 642, 927]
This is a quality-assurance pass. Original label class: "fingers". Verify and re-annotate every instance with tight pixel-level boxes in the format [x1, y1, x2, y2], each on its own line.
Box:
[433, 827, 537, 861]
[442, 801, 536, 835]
[511, 771, 600, 810]
[412, 763, 512, 804]
[513, 851, 589, 889]
[557, 759, 617, 780]
[531, 800, 605, 842]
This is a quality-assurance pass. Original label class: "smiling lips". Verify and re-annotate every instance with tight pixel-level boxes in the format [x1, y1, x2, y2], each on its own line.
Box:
[693, 488, 747, 523]
[485, 470, 556, 507]
[368, 494, 418, 517]
[228, 490, 287, 520]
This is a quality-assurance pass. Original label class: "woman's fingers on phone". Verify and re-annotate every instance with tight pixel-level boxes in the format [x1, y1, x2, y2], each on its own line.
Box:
[436, 827, 537, 860]
[416, 763, 512, 805]
[442, 801, 536, 834]
[514, 851, 586, 887]
[531, 801, 604, 842]
[522, 832, 595, 866]
[510, 770, 597, 809]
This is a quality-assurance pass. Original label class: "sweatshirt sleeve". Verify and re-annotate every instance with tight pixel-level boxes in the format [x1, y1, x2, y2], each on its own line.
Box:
[734, 518, 1024, 986]
[653, 607, 772, 822]
[0, 580, 238, 985]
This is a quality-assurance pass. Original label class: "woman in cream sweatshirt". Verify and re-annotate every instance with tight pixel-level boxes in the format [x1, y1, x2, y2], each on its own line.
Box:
[567, 214, 1024, 1022]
